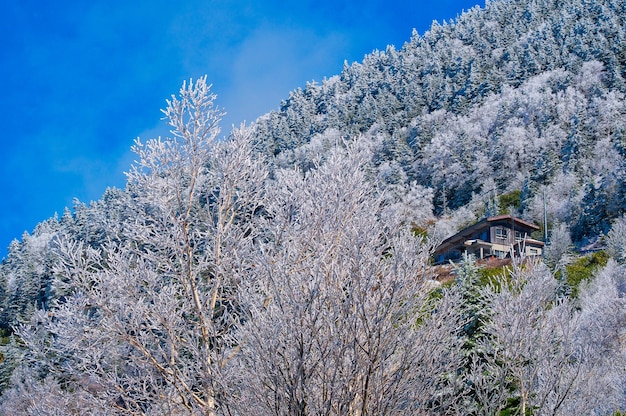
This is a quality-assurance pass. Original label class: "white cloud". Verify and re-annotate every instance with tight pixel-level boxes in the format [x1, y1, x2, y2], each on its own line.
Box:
[220, 26, 348, 126]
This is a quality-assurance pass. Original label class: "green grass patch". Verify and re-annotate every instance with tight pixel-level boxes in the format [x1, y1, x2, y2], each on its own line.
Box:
[478, 265, 512, 289]
[498, 190, 522, 214]
[565, 250, 609, 298]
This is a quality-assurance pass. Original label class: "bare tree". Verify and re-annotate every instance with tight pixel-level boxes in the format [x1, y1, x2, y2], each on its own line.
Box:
[471, 261, 572, 415]
[4, 78, 267, 415]
[606, 215, 626, 264]
[543, 223, 573, 273]
[235, 144, 466, 415]
[569, 259, 626, 414]
[472, 259, 626, 415]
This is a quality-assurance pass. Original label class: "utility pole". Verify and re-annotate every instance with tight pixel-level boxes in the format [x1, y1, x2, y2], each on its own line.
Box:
[543, 187, 548, 244]
[442, 183, 448, 217]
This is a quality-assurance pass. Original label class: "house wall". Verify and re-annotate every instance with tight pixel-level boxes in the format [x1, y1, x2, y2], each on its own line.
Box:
[488, 221, 536, 246]
[433, 217, 542, 264]
[524, 245, 542, 256]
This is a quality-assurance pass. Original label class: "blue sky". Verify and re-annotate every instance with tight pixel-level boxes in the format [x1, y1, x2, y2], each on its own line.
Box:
[0, 0, 482, 258]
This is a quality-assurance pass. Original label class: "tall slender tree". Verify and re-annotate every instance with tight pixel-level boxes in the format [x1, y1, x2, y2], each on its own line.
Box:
[3, 78, 267, 415]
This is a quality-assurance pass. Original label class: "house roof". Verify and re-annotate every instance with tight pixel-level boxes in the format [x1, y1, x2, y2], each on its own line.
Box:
[434, 215, 542, 255]
[484, 215, 540, 231]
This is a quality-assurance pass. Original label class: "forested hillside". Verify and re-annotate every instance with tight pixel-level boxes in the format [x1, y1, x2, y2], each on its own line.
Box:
[252, 0, 626, 238]
[0, 0, 625, 414]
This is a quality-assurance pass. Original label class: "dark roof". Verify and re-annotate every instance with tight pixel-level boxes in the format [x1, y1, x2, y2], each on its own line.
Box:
[485, 215, 540, 231]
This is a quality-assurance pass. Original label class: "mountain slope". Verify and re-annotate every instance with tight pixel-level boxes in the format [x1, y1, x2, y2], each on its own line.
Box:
[0, 0, 625, 413]
[250, 0, 626, 238]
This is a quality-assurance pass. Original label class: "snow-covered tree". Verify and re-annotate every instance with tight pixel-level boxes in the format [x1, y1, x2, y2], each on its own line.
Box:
[235, 144, 466, 415]
[606, 214, 626, 264]
[2, 78, 268, 415]
[472, 260, 625, 415]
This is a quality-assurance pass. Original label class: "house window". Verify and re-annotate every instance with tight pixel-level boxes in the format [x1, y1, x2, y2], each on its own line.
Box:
[495, 227, 509, 240]
[515, 231, 523, 241]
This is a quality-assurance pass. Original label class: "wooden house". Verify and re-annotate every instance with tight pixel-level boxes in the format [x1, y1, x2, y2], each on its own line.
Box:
[433, 215, 544, 264]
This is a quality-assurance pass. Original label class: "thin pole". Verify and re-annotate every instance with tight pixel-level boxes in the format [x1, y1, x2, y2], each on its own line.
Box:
[543, 187, 548, 244]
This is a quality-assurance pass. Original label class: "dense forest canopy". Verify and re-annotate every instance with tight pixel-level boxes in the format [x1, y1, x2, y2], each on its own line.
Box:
[251, 0, 626, 237]
[0, 0, 625, 414]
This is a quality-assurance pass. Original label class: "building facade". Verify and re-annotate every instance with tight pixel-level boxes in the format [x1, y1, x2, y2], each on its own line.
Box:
[433, 215, 544, 264]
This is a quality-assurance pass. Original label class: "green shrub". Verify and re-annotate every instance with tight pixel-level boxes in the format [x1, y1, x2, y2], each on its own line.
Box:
[565, 250, 609, 298]
[478, 265, 512, 289]
[498, 190, 522, 214]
